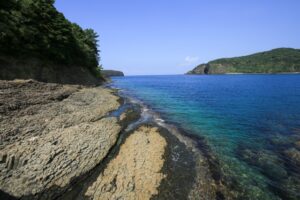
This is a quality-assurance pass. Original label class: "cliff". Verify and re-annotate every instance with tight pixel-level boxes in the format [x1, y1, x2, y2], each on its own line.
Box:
[0, 56, 104, 85]
[187, 48, 300, 74]
[102, 70, 125, 77]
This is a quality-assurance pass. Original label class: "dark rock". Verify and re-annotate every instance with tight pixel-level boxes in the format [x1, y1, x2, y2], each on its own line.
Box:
[238, 148, 288, 180]
[102, 70, 124, 77]
[284, 148, 300, 167]
[0, 56, 103, 85]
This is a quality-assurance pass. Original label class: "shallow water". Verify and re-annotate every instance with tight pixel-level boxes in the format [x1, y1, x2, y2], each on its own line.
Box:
[111, 74, 300, 199]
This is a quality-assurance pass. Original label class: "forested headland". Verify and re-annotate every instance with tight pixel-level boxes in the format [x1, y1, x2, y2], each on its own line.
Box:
[187, 48, 300, 74]
[0, 0, 103, 84]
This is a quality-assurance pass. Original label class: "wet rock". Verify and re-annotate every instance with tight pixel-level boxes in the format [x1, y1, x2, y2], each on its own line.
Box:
[295, 141, 300, 150]
[119, 106, 140, 127]
[270, 134, 293, 146]
[275, 175, 300, 200]
[284, 148, 300, 167]
[238, 149, 287, 180]
[154, 127, 218, 200]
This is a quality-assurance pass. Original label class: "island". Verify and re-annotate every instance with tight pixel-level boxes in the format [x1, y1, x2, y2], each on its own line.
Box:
[102, 70, 125, 77]
[187, 48, 300, 74]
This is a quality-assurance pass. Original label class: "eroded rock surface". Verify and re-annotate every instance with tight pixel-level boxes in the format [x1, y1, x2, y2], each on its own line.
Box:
[285, 148, 300, 167]
[0, 80, 121, 198]
[85, 126, 167, 200]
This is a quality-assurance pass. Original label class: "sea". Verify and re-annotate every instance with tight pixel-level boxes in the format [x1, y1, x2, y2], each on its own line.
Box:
[111, 74, 300, 200]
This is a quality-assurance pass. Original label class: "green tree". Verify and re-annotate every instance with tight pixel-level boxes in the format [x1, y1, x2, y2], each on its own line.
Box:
[0, 0, 101, 76]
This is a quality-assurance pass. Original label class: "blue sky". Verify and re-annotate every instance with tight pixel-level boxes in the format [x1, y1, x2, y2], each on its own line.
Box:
[55, 0, 300, 75]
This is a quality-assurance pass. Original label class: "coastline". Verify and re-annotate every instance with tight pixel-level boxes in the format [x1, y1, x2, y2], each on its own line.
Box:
[187, 72, 300, 75]
[3, 1, 299, 199]
[226, 72, 300, 74]
[0, 79, 230, 199]
[109, 86, 234, 199]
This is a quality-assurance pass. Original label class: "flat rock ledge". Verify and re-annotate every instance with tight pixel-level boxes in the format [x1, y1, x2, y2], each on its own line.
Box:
[0, 79, 222, 200]
[85, 125, 167, 200]
[0, 80, 121, 198]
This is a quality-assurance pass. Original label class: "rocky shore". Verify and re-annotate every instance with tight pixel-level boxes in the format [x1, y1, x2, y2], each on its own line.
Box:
[0, 79, 223, 200]
[85, 126, 166, 200]
[0, 80, 121, 199]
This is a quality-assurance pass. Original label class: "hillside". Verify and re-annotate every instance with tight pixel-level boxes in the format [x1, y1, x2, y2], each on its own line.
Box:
[187, 48, 300, 74]
[0, 0, 103, 84]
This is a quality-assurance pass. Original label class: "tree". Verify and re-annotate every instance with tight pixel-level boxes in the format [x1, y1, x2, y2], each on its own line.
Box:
[0, 0, 101, 76]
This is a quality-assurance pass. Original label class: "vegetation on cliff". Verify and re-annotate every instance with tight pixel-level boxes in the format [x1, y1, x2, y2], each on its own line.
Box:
[0, 0, 101, 79]
[187, 48, 300, 74]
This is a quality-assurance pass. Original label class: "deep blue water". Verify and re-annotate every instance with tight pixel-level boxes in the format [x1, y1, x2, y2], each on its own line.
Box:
[111, 75, 300, 199]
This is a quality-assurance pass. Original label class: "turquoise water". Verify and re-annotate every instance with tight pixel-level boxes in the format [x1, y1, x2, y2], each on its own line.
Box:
[111, 75, 300, 199]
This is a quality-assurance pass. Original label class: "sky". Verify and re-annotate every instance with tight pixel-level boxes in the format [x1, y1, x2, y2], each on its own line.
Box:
[55, 0, 300, 75]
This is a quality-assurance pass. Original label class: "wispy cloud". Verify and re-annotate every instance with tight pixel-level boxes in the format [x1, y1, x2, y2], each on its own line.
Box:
[185, 56, 199, 64]
[179, 56, 199, 66]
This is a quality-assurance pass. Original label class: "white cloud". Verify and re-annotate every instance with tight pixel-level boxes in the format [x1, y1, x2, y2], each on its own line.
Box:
[179, 56, 199, 66]
[185, 56, 199, 63]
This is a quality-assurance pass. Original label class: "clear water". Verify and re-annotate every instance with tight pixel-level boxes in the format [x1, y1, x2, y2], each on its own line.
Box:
[111, 75, 300, 200]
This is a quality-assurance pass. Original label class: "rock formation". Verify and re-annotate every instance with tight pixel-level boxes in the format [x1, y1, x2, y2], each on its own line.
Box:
[0, 80, 121, 199]
[85, 126, 167, 200]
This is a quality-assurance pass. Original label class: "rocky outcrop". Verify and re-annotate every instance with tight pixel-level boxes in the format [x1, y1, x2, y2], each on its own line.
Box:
[187, 64, 210, 74]
[187, 63, 228, 74]
[102, 70, 124, 77]
[85, 126, 167, 200]
[0, 80, 121, 198]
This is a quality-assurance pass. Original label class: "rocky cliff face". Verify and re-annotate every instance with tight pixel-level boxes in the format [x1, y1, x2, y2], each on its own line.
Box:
[187, 64, 209, 74]
[187, 63, 231, 74]
[0, 56, 103, 85]
[102, 70, 124, 77]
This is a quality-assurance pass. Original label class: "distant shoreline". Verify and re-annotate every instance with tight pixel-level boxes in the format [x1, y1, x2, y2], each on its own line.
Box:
[186, 48, 300, 75]
[187, 72, 300, 75]
[226, 72, 300, 74]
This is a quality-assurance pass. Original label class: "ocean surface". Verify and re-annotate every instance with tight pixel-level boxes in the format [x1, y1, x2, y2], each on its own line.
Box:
[111, 74, 300, 200]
